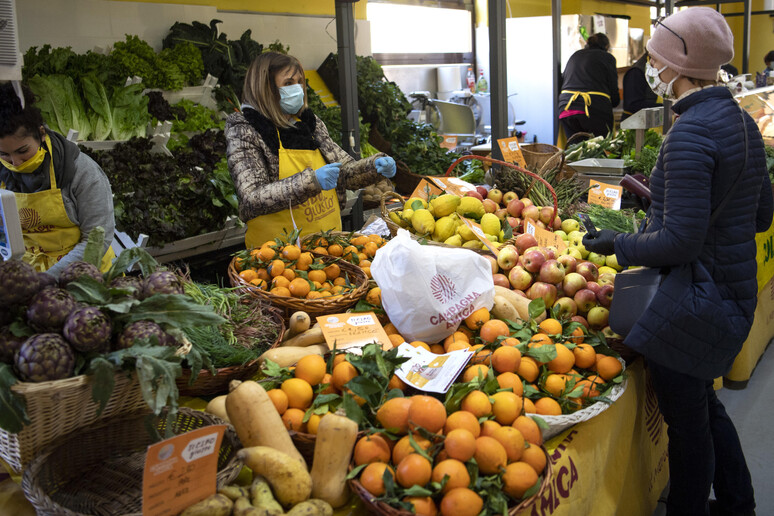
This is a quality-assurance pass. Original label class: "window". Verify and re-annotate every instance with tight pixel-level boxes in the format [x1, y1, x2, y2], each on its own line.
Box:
[367, 3, 472, 55]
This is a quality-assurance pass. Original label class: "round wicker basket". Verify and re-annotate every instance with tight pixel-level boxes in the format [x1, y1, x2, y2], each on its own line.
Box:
[227, 253, 369, 320]
[21, 407, 242, 516]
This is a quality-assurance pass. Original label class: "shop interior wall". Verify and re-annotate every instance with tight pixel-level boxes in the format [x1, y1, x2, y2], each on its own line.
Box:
[723, 0, 774, 75]
[16, 0, 371, 72]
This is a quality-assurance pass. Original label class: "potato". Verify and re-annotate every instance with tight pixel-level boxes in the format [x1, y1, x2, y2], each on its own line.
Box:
[233, 496, 264, 516]
[237, 446, 312, 508]
[179, 493, 233, 516]
[491, 294, 522, 323]
[218, 484, 248, 500]
[306, 499, 334, 516]
[250, 475, 283, 515]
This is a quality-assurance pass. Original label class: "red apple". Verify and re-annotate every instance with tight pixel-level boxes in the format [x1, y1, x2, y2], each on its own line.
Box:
[522, 248, 546, 273]
[576, 261, 600, 283]
[573, 288, 597, 313]
[476, 185, 489, 198]
[571, 315, 589, 329]
[513, 233, 538, 254]
[539, 206, 554, 225]
[520, 197, 534, 208]
[522, 205, 539, 222]
[487, 188, 503, 204]
[535, 220, 547, 230]
[495, 208, 508, 220]
[543, 246, 559, 260]
[587, 306, 610, 329]
[562, 272, 587, 297]
[483, 198, 499, 214]
[466, 190, 484, 202]
[557, 254, 577, 273]
[482, 254, 499, 275]
[506, 216, 520, 229]
[514, 289, 529, 298]
[527, 281, 558, 307]
[497, 245, 519, 272]
[508, 266, 533, 291]
[506, 199, 525, 218]
[503, 191, 519, 205]
[586, 281, 601, 295]
[492, 273, 511, 289]
[553, 296, 578, 317]
[538, 259, 565, 284]
[552, 216, 562, 230]
[596, 284, 614, 308]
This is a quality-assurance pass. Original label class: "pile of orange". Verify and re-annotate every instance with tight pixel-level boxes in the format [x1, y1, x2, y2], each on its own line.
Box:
[234, 240, 361, 299]
[301, 232, 387, 279]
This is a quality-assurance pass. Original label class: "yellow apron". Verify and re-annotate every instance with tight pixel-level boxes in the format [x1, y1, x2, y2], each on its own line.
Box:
[561, 90, 612, 117]
[5, 141, 114, 273]
[245, 133, 341, 248]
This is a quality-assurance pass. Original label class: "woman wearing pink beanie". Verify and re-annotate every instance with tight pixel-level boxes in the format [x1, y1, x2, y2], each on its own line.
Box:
[583, 7, 771, 515]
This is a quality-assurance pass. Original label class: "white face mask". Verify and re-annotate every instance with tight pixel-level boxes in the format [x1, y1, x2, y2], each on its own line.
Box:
[279, 83, 305, 115]
[646, 61, 679, 100]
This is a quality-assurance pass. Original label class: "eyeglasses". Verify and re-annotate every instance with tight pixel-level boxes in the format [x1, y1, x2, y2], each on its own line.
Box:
[654, 16, 688, 55]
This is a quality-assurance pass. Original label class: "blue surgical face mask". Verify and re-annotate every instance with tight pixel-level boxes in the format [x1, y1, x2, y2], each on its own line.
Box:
[279, 84, 305, 115]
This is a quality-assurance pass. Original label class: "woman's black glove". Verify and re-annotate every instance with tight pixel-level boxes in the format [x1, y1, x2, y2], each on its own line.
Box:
[582, 229, 619, 256]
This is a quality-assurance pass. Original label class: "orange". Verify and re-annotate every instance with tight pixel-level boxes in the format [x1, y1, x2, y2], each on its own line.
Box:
[443, 428, 477, 462]
[517, 356, 540, 383]
[457, 326, 475, 340]
[296, 252, 314, 271]
[364, 241, 379, 258]
[238, 269, 258, 283]
[342, 245, 359, 260]
[460, 390, 492, 419]
[569, 325, 586, 344]
[543, 374, 568, 397]
[577, 377, 603, 398]
[534, 397, 562, 416]
[332, 353, 348, 368]
[547, 344, 575, 374]
[403, 496, 438, 516]
[392, 434, 432, 465]
[479, 419, 502, 438]
[354, 434, 392, 465]
[281, 378, 314, 409]
[360, 259, 372, 268]
[270, 286, 291, 297]
[388, 334, 407, 347]
[444, 410, 481, 437]
[306, 413, 323, 435]
[282, 269, 296, 281]
[462, 364, 489, 383]
[521, 443, 548, 475]
[249, 278, 267, 290]
[359, 462, 394, 496]
[294, 354, 326, 386]
[431, 459, 471, 492]
[573, 343, 596, 369]
[502, 461, 539, 499]
[318, 373, 336, 394]
[409, 341, 432, 352]
[388, 374, 408, 392]
[512, 415, 543, 446]
[472, 347, 492, 366]
[288, 278, 312, 298]
[502, 337, 521, 347]
[439, 487, 483, 516]
[376, 397, 412, 434]
[268, 259, 285, 278]
[596, 356, 623, 380]
[258, 246, 276, 261]
[361, 266, 372, 279]
[464, 307, 490, 330]
[308, 269, 327, 284]
[528, 333, 553, 349]
[256, 268, 270, 282]
[323, 263, 340, 281]
[328, 244, 343, 257]
[305, 291, 323, 300]
[331, 361, 358, 391]
[446, 340, 472, 352]
[491, 391, 523, 426]
[479, 319, 510, 344]
[408, 395, 447, 433]
[492, 425, 525, 462]
[443, 331, 470, 352]
[523, 397, 537, 414]
[538, 318, 563, 336]
[280, 408, 306, 432]
[351, 235, 368, 246]
[497, 372, 524, 396]
[312, 246, 328, 255]
[396, 453, 432, 488]
[491, 346, 522, 374]
[474, 436, 508, 475]
[280, 244, 301, 261]
[383, 322, 399, 335]
[366, 287, 381, 306]
[271, 275, 291, 289]
[266, 388, 288, 415]
[430, 344, 446, 355]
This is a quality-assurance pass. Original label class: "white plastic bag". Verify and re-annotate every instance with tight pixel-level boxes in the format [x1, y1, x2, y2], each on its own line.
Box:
[371, 229, 495, 343]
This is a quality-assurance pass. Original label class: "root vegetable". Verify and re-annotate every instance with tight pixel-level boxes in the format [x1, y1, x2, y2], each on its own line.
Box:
[205, 395, 229, 423]
[250, 475, 283, 515]
[285, 311, 311, 340]
[217, 485, 248, 500]
[491, 295, 523, 323]
[179, 493, 233, 516]
[233, 496, 263, 516]
[310, 412, 358, 507]
[237, 446, 313, 508]
[306, 499, 334, 516]
[259, 344, 328, 367]
[493, 285, 547, 323]
[280, 327, 325, 348]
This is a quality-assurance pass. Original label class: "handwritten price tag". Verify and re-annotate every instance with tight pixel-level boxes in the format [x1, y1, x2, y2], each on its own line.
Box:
[497, 137, 527, 167]
[317, 312, 393, 351]
[143, 425, 226, 516]
[460, 217, 500, 256]
[524, 220, 567, 251]
[410, 179, 444, 201]
[587, 180, 622, 210]
[440, 135, 458, 150]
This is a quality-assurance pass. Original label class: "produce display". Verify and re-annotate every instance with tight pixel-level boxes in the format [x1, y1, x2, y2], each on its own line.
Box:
[300, 230, 388, 277]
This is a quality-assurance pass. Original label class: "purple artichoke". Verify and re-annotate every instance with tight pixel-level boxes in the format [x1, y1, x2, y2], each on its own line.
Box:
[15, 333, 76, 382]
[0, 260, 44, 307]
[25, 287, 79, 333]
[115, 320, 173, 350]
[58, 261, 103, 288]
[141, 271, 184, 299]
[0, 326, 27, 363]
[109, 275, 144, 297]
[63, 307, 113, 352]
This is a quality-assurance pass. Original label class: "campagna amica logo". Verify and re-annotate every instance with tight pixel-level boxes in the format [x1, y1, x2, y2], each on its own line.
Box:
[430, 274, 457, 303]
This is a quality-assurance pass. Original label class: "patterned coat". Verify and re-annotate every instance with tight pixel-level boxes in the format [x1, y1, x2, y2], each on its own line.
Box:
[225, 107, 385, 222]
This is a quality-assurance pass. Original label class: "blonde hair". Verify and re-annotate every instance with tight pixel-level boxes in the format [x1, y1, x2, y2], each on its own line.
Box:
[242, 52, 307, 128]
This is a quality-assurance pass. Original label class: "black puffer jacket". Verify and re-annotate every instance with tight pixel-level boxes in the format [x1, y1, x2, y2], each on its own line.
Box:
[558, 48, 620, 120]
[614, 87, 773, 378]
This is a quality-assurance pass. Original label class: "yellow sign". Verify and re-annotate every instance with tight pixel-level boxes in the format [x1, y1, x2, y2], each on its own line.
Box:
[755, 213, 774, 292]
[587, 180, 623, 209]
[524, 220, 567, 252]
[497, 136, 527, 167]
[317, 312, 393, 351]
[142, 425, 226, 516]
[440, 135, 458, 150]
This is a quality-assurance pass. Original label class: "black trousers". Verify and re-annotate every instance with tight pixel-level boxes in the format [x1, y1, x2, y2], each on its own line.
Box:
[560, 113, 613, 139]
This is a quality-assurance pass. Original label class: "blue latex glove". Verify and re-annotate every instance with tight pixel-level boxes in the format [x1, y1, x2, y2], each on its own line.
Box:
[315, 162, 341, 190]
[375, 156, 396, 178]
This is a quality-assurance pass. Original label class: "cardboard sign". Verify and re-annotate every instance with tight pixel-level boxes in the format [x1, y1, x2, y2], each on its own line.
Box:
[497, 136, 527, 167]
[524, 220, 568, 252]
[143, 425, 227, 516]
[317, 312, 393, 351]
[587, 180, 622, 210]
[394, 343, 473, 394]
[409, 179, 444, 201]
[409, 178, 477, 201]
[440, 135, 458, 150]
[459, 217, 500, 256]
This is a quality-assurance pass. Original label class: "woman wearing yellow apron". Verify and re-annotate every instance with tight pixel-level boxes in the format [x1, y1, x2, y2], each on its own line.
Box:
[225, 52, 396, 249]
[558, 33, 620, 140]
[0, 83, 115, 277]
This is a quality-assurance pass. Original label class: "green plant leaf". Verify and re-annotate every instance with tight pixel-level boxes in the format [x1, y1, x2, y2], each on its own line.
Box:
[135, 353, 182, 415]
[0, 364, 29, 433]
[528, 298, 547, 321]
[402, 485, 434, 497]
[526, 343, 558, 364]
[83, 226, 106, 268]
[88, 356, 115, 417]
[341, 392, 365, 426]
[104, 247, 159, 284]
[119, 294, 226, 328]
[66, 276, 112, 305]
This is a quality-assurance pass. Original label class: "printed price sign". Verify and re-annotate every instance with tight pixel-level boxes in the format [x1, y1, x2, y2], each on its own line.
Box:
[394, 343, 473, 394]
[410, 179, 444, 201]
[440, 135, 458, 150]
[587, 180, 622, 210]
[497, 137, 527, 167]
[524, 220, 567, 251]
[459, 217, 500, 256]
[409, 178, 477, 201]
[143, 425, 227, 516]
[317, 312, 393, 351]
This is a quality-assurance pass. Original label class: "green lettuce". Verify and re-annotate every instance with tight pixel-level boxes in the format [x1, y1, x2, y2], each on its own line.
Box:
[110, 84, 150, 140]
[28, 74, 92, 140]
[81, 74, 113, 141]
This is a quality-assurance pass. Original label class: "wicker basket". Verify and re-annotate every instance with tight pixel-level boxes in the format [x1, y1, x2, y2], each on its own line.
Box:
[227, 254, 369, 320]
[0, 371, 148, 474]
[520, 143, 563, 172]
[348, 445, 553, 515]
[21, 407, 242, 516]
[394, 160, 433, 196]
[176, 305, 286, 397]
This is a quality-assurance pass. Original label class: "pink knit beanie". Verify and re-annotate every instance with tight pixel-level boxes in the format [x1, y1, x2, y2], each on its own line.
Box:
[646, 7, 734, 81]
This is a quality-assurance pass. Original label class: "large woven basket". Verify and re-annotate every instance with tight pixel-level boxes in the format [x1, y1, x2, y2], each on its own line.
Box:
[176, 305, 286, 397]
[227, 254, 369, 320]
[0, 371, 148, 474]
[348, 444, 553, 515]
[21, 407, 242, 516]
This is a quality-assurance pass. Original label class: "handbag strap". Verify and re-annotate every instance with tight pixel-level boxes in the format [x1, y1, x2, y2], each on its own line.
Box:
[709, 105, 749, 225]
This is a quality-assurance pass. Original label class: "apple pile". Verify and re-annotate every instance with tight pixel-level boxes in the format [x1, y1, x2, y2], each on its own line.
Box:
[466, 186, 562, 236]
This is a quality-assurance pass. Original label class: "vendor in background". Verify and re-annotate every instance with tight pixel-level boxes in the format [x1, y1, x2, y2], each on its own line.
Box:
[583, 8, 771, 516]
[763, 50, 774, 75]
[0, 82, 115, 277]
[621, 52, 661, 121]
[558, 33, 620, 138]
[225, 52, 396, 248]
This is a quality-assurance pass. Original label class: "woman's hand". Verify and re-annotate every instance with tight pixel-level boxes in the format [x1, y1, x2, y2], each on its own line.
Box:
[315, 162, 341, 190]
[582, 229, 619, 256]
[375, 156, 396, 178]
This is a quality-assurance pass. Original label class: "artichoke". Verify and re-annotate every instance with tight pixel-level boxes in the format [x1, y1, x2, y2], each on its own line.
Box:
[26, 287, 79, 333]
[0, 326, 27, 363]
[58, 261, 103, 288]
[141, 271, 184, 299]
[115, 320, 173, 350]
[15, 333, 76, 382]
[109, 275, 144, 297]
[63, 307, 113, 352]
[0, 260, 45, 307]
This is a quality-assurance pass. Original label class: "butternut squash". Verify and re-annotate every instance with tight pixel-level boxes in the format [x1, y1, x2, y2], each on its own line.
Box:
[285, 311, 312, 340]
[260, 344, 328, 367]
[493, 285, 547, 323]
[205, 395, 230, 423]
[237, 446, 313, 508]
[280, 327, 325, 348]
[226, 381, 306, 468]
[309, 411, 358, 508]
